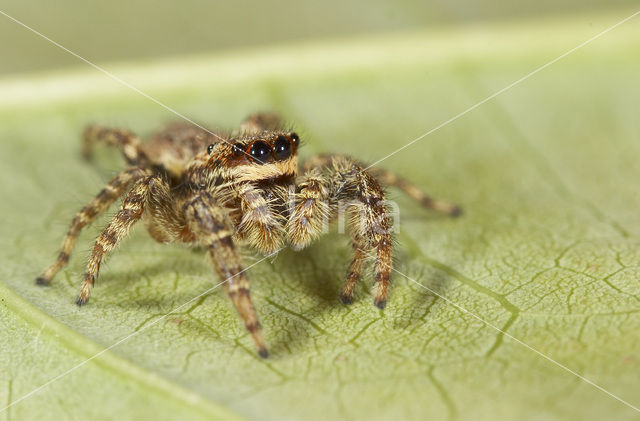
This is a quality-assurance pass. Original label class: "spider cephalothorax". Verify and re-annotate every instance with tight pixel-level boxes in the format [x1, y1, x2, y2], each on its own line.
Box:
[36, 112, 460, 358]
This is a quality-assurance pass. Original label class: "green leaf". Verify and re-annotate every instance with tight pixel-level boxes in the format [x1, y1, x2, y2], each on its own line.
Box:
[1, 9, 640, 420]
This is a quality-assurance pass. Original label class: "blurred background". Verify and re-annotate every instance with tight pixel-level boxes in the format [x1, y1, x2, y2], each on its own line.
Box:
[0, 0, 635, 76]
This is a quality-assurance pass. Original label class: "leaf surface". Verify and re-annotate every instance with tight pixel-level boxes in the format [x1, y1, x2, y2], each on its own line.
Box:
[1, 9, 639, 420]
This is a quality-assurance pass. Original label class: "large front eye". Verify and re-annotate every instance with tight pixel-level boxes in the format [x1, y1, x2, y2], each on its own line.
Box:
[273, 135, 291, 160]
[250, 140, 271, 164]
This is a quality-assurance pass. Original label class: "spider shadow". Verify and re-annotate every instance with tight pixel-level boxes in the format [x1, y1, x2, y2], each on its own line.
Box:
[91, 239, 344, 356]
[261, 237, 355, 356]
[94, 234, 443, 357]
[95, 244, 212, 309]
[276, 242, 348, 304]
[264, 239, 458, 355]
[392, 258, 454, 332]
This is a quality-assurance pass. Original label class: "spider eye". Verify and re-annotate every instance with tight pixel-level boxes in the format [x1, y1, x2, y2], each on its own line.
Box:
[207, 144, 214, 154]
[290, 132, 300, 146]
[232, 142, 244, 156]
[250, 140, 271, 164]
[273, 135, 291, 160]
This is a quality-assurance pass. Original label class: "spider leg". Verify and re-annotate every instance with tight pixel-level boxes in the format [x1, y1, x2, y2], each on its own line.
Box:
[340, 246, 367, 305]
[83, 124, 149, 167]
[36, 167, 149, 286]
[304, 154, 461, 216]
[292, 156, 393, 308]
[76, 174, 159, 305]
[369, 167, 461, 216]
[342, 164, 393, 309]
[184, 192, 268, 358]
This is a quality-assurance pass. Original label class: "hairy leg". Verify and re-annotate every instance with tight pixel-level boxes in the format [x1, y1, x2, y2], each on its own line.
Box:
[184, 191, 268, 357]
[339, 246, 367, 304]
[83, 124, 149, 167]
[292, 155, 393, 308]
[341, 163, 393, 309]
[369, 167, 461, 216]
[36, 167, 149, 285]
[76, 174, 159, 305]
[303, 153, 461, 216]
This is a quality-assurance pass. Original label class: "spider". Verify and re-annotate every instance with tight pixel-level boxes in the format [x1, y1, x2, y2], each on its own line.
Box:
[36, 112, 460, 358]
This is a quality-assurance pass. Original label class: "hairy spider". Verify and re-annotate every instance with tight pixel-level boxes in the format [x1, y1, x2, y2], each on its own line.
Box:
[36, 112, 460, 358]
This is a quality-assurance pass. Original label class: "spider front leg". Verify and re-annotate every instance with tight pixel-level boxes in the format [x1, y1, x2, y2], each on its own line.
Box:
[184, 192, 269, 358]
[36, 167, 149, 286]
[76, 174, 160, 305]
[289, 157, 393, 308]
[83, 124, 149, 167]
[341, 168, 393, 309]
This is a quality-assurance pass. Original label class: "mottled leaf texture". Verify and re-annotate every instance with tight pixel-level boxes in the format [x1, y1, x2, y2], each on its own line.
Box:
[1, 10, 639, 421]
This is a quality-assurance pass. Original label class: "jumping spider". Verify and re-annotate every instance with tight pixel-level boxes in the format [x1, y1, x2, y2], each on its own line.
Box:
[36, 112, 460, 357]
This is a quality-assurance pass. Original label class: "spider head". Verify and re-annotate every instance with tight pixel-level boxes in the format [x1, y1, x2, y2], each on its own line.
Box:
[207, 131, 300, 181]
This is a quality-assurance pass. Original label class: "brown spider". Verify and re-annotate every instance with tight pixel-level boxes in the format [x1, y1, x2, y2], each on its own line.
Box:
[36, 112, 460, 358]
